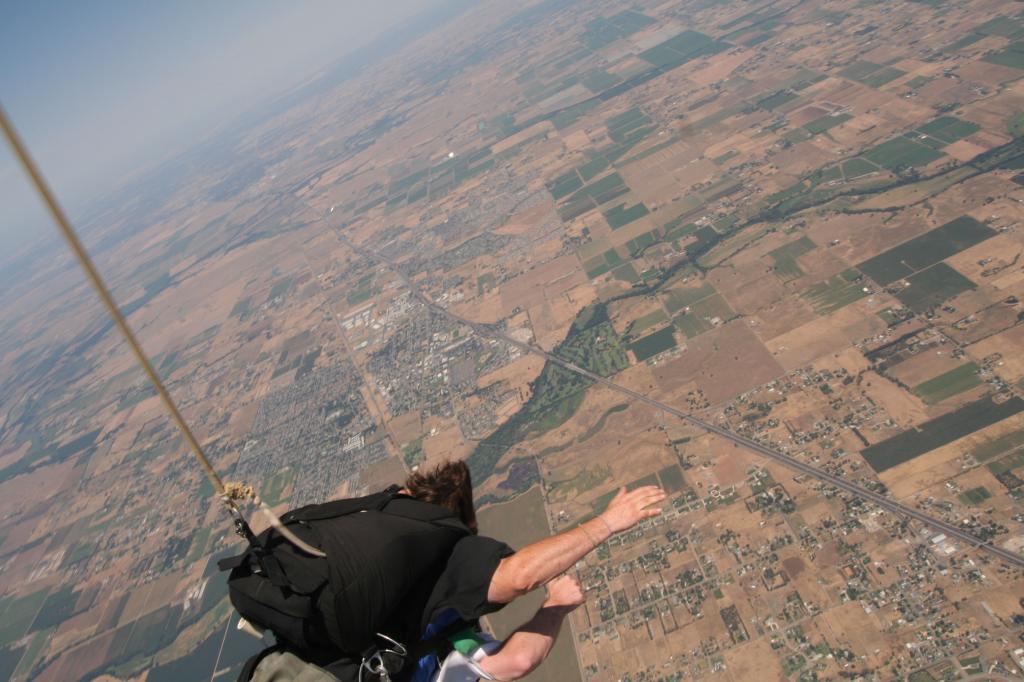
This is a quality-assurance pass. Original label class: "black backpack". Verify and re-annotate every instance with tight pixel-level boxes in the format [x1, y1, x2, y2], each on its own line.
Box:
[219, 486, 470, 672]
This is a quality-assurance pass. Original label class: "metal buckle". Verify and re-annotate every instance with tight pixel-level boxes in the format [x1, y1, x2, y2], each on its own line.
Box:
[359, 633, 407, 682]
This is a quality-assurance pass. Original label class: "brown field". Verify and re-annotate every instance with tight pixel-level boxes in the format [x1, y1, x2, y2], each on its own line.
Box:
[946, 230, 1024, 292]
[765, 300, 887, 371]
[724, 633, 785, 680]
[886, 347, 963, 386]
[358, 456, 407, 491]
[526, 283, 598, 351]
[477, 486, 581, 682]
[859, 370, 930, 433]
[652, 320, 785, 404]
[969, 325, 1024, 385]
[946, 301, 1021, 346]
[421, 419, 473, 468]
[498, 255, 585, 311]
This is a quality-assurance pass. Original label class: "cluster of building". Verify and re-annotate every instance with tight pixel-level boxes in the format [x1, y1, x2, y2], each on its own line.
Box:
[232, 362, 384, 507]
[366, 303, 519, 419]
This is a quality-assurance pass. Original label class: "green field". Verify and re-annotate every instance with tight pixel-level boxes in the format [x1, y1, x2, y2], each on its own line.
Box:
[839, 60, 885, 81]
[857, 216, 994, 285]
[758, 90, 798, 110]
[477, 272, 497, 296]
[959, 486, 992, 506]
[185, 526, 213, 564]
[804, 113, 852, 135]
[547, 170, 584, 200]
[0, 588, 50, 646]
[673, 293, 734, 338]
[629, 326, 678, 361]
[626, 229, 659, 257]
[863, 136, 945, 170]
[579, 9, 655, 50]
[662, 281, 716, 313]
[261, 467, 295, 506]
[30, 586, 80, 631]
[657, 464, 688, 493]
[915, 116, 981, 145]
[583, 248, 625, 278]
[604, 202, 650, 229]
[581, 68, 621, 93]
[862, 66, 906, 88]
[861, 396, 1024, 472]
[469, 304, 628, 484]
[611, 263, 640, 283]
[577, 156, 610, 181]
[712, 149, 739, 165]
[618, 135, 682, 166]
[989, 449, 1024, 476]
[984, 41, 1024, 69]
[625, 309, 668, 338]
[12, 628, 50, 679]
[230, 297, 251, 318]
[638, 30, 729, 70]
[802, 269, 867, 315]
[842, 157, 880, 179]
[560, 172, 629, 218]
[839, 60, 905, 87]
[895, 263, 976, 313]
[606, 107, 652, 142]
[664, 218, 700, 240]
[0, 646, 24, 681]
[945, 31, 985, 52]
[973, 429, 1024, 464]
[768, 236, 815, 279]
[912, 363, 982, 404]
[976, 15, 1024, 36]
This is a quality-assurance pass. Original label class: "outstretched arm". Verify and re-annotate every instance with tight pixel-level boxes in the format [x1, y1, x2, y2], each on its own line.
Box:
[477, 576, 584, 681]
[487, 486, 665, 604]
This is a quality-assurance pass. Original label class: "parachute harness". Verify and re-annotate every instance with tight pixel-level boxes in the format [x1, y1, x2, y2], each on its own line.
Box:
[0, 106, 325, 559]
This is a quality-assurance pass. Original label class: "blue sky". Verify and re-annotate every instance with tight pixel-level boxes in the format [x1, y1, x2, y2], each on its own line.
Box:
[0, 0, 437, 254]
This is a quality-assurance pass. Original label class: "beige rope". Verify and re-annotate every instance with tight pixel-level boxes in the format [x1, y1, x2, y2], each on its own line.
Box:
[0, 105, 325, 558]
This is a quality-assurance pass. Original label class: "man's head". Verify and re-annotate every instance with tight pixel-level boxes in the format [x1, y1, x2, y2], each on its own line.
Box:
[404, 460, 477, 533]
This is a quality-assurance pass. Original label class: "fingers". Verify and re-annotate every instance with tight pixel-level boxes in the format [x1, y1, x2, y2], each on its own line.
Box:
[624, 486, 666, 507]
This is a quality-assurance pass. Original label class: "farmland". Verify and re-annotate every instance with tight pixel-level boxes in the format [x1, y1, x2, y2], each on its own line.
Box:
[673, 293, 734, 338]
[629, 326, 678, 361]
[858, 216, 995, 285]
[862, 136, 945, 171]
[861, 396, 1024, 472]
[802, 269, 868, 315]
[895, 263, 976, 313]
[768, 236, 816, 280]
[911, 363, 983, 405]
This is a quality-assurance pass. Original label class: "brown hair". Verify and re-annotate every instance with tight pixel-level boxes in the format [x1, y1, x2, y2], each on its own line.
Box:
[404, 460, 477, 533]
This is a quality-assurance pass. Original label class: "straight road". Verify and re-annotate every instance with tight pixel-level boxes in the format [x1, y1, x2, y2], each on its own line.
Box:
[336, 231, 1024, 568]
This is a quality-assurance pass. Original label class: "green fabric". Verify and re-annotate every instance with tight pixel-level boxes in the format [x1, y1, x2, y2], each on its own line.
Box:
[449, 626, 488, 656]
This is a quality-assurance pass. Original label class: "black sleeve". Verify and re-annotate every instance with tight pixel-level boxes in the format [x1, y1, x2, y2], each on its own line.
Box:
[422, 535, 515, 628]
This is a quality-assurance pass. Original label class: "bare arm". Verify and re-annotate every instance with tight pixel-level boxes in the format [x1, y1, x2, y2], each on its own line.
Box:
[487, 486, 665, 604]
[478, 576, 583, 681]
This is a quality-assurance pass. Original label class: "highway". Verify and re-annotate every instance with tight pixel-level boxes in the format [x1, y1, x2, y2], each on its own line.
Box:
[338, 232, 1024, 568]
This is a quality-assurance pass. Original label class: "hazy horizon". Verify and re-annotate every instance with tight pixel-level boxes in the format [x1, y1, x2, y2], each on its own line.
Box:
[0, 0, 451, 255]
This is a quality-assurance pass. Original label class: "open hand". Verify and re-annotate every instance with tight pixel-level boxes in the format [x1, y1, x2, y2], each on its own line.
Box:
[544, 575, 585, 610]
[600, 486, 666, 533]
